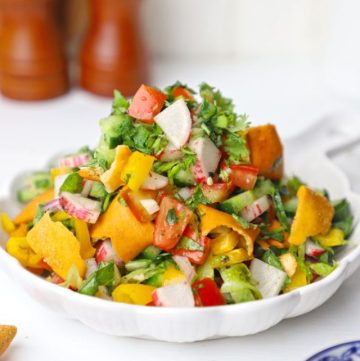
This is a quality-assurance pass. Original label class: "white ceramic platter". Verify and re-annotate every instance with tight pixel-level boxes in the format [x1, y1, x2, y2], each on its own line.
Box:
[1, 115, 360, 342]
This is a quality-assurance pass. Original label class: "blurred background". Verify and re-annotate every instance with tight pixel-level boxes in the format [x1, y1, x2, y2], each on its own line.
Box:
[1, 0, 360, 191]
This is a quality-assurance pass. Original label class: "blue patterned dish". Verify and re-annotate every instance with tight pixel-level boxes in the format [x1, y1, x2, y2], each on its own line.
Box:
[307, 341, 360, 361]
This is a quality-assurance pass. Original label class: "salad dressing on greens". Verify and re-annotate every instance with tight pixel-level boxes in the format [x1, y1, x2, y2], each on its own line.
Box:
[4, 82, 353, 307]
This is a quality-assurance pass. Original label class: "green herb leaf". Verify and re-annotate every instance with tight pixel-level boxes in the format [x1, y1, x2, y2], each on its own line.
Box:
[112, 89, 129, 115]
[186, 185, 210, 210]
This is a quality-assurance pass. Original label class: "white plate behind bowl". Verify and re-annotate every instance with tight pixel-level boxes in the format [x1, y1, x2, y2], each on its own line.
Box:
[1, 117, 360, 342]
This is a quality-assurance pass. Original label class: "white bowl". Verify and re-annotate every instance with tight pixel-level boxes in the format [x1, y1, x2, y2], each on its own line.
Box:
[1, 122, 360, 342]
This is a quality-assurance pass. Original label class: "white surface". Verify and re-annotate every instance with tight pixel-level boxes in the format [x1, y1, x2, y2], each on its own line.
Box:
[1, 62, 360, 359]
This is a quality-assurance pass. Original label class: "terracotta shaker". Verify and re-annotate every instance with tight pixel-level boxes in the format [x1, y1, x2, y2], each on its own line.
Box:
[79, 0, 148, 97]
[0, 0, 69, 100]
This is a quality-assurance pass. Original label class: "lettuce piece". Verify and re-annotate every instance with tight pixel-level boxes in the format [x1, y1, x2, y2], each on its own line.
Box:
[112, 89, 129, 115]
[309, 262, 336, 277]
[60, 172, 83, 194]
[262, 249, 283, 270]
[220, 264, 262, 303]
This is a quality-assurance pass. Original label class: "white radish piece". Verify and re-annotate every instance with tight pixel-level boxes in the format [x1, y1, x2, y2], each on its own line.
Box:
[241, 196, 270, 222]
[81, 180, 94, 197]
[60, 192, 101, 224]
[54, 174, 69, 198]
[139, 199, 160, 215]
[176, 187, 192, 201]
[43, 198, 63, 213]
[152, 282, 195, 307]
[95, 239, 122, 266]
[189, 137, 221, 182]
[141, 172, 168, 190]
[173, 255, 196, 283]
[305, 239, 325, 257]
[158, 143, 184, 162]
[250, 258, 287, 298]
[85, 258, 98, 279]
[154, 99, 192, 149]
[59, 153, 89, 168]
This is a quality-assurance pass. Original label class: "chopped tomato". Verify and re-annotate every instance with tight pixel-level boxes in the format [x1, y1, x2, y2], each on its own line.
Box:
[121, 189, 157, 223]
[128, 84, 166, 123]
[153, 196, 193, 251]
[230, 164, 259, 190]
[192, 278, 225, 306]
[172, 87, 194, 101]
[200, 183, 231, 203]
[172, 226, 210, 265]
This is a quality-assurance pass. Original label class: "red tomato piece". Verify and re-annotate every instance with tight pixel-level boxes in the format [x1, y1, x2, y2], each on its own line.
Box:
[153, 196, 193, 251]
[128, 84, 166, 123]
[230, 164, 259, 190]
[172, 86, 194, 101]
[172, 226, 210, 265]
[192, 278, 225, 307]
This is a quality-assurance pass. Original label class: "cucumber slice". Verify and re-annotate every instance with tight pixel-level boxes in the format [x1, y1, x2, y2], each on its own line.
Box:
[173, 168, 196, 187]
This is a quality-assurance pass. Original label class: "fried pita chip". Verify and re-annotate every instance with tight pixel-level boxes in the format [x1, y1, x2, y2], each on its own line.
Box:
[0, 325, 17, 356]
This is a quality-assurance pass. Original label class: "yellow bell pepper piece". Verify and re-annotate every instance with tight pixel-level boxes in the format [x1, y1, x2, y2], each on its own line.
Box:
[6, 237, 43, 268]
[50, 167, 72, 184]
[52, 211, 70, 222]
[314, 228, 345, 248]
[211, 231, 239, 256]
[162, 267, 186, 286]
[198, 204, 260, 257]
[0, 213, 15, 234]
[283, 266, 308, 292]
[289, 186, 334, 245]
[13, 189, 54, 225]
[120, 151, 155, 191]
[73, 219, 96, 259]
[27, 213, 86, 279]
[211, 248, 252, 268]
[100, 145, 132, 193]
[112, 284, 155, 305]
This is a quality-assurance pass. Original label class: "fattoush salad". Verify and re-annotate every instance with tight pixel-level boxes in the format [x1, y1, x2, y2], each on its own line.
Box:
[2, 82, 353, 307]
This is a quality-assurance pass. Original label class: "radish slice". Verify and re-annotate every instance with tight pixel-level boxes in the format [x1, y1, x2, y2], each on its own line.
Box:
[141, 172, 168, 190]
[95, 239, 122, 266]
[305, 239, 325, 257]
[139, 199, 160, 215]
[85, 258, 98, 279]
[60, 192, 101, 224]
[176, 187, 192, 201]
[54, 174, 69, 198]
[59, 153, 90, 168]
[189, 137, 221, 182]
[250, 258, 287, 298]
[81, 180, 94, 197]
[241, 196, 270, 222]
[158, 143, 184, 161]
[43, 198, 63, 213]
[154, 99, 192, 149]
[152, 282, 195, 307]
[173, 255, 196, 283]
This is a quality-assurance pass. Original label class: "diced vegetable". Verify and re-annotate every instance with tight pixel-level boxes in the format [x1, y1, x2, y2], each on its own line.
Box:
[128, 84, 166, 123]
[152, 282, 195, 307]
[0, 213, 15, 234]
[162, 267, 187, 286]
[192, 278, 225, 306]
[241, 196, 271, 222]
[250, 258, 287, 298]
[314, 228, 345, 248]
[60, 172, 83, 194]
[199, 183, 230, 203]
[100, 145, 132, 193]
[120, 151, 155, 191]
[173, 255, 196, 283]
[95, 240, 122, 265]
[43, 198, 63, 213]
[153, 196, 193, 251]
[60, 192, 101, 224]
[279, 253, 297, 277]
[158, 143, 184, 162]
[59, 153, 90, 168]
[74, 219, 96, 259]
[230, 164, 259, 190]
[289, 186, 334, 245]
[81, 180, 94, 198]
[154, 99, 192, 149]
[113, 284, 155, 305]
[141, 172, 168, 190]
[283, 266, 308, 292]
[189, 137, 221, 182]
[6, 237, 43, 269]
[211, 230, 239, 256]
[85, 258, 98, 279]
[305, 239, 325, 257]
[211, 248, 251, 268]
[172, 226, 210, 265]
